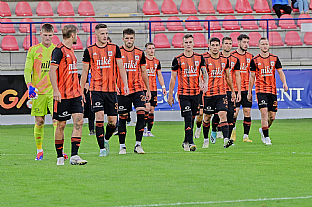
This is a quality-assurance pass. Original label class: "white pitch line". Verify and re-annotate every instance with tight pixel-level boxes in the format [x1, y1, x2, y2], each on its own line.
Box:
[114, 196, 312, 207]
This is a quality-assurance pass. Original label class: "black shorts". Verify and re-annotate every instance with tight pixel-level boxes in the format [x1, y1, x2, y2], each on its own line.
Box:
[236, 91, 252, 108]
[257, 93, 278, 112]
[178, 94, 200, 117]
[53, 96, 84, 121]
[203, 95, 228, 114]
[226, 91, 235, 114]
[118, 91, 146, 114]
[90, 91, 118, 116]
[144, 90, 158, 107]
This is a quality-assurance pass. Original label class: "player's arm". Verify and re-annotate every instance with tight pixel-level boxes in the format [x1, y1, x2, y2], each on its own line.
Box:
[247, 59, 256, 102]
[49, 48, 63, 102]
[276, 57, 288, 92]
[140, 52, 151, 101]
[24, 48, 38, 99]
[234, 59, 241, 102]
[156, 62, 167, 95]
[116, 59, 129, 95]
[200, 55, 208, 93]
[81, 48, 91, 102]
[168, 57, 178, 107]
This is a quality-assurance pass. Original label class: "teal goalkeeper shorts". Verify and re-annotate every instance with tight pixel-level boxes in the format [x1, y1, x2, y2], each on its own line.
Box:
[31, 94, 53, 117]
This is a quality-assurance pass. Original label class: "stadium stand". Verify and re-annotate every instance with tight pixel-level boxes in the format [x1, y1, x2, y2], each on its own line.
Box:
[204, 16, 222, 30]
[41, 18, 58, 33]
[217, 0, 234, 13]
[279, 14, 297, 29]
[143, 0, 160, 15]
[82, 17, 97, 32]
[61, 18, 78, 30]
[253, 0, 271, 13]
[297, 14, 312, 28]
[87, 35, 97, 47]
[285, 31, 303, 46]
[1, 19, 16, 33]
[249, 31, 262, 46]
[15, 1, 33, 16]
[198, 0, 216, 14]
[185, 16, 203, 30]
[259, 14, 278, 29]
[310, 1, 312, 10]
[193, 33, 209, 47]
[0, 1, 12, 17]
[153, 33, 171, 48]
[269, 32, 284, 46]
[229, 32, 241, 47]
[161, 0, 179, 14]
[36, 1, 54, 16]
[166, 16, 184, 31]
[72, 36, 83, 50]
[241, 15, 259, 29]
[1, 35, 19, 51]
[149, 17, 166, 31]
[210, 32, 224, 41]
[52, 35, 61, 45]
[222, 15, 241, 30]
[235, 0, 253, 13]
[19, 18, 37, 33]
[304, 32, 312, 45]
[23, 35, 39, 50]
[78, 0, 95, 16]
[180, 0, 197, 14]
[172, 33, 185, 48]
[57, 1, 75, 16]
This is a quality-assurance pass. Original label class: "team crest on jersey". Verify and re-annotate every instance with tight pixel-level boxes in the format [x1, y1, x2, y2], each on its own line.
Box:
[221, 63, 225, 68]
[247, 58, 250, 63]
[195, 61, 199, 66]
[108, 51, 112, 56]
[270, 61, 275, 66]
[231, 62, 235, 68]
[258, 63, 261, 66]
[135, 55, 139, 61]
[154, 64, 158, 68]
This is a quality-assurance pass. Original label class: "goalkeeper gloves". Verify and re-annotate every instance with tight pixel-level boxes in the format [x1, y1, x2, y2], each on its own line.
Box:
[27, 83, 38, 99]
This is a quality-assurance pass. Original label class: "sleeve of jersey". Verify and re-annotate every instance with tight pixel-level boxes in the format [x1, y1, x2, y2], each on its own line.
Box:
[24, 48, 34, 84]
[171, 58, 179, 71]
[51, 48, 63, 66]
[82, 48, 90, 63]
[250, 59, 256, 72]
[115, 45, 121, 59]
[200, 55, 206, 67]
[140, 51, 146, 65]
[275, 57, 282, 69]
[234, 59, 240, 71]
[157, 61, 161, 71]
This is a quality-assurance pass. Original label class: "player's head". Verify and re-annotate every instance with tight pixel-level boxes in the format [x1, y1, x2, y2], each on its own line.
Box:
[237, 34, 250, 52]
[145, 42, 155, 57]
[95, 23, 108, 45]
[209, 37, 221, 55]
[123, 28, 135, 49]
[182, 34, 194, 53]
[62, 24, 78, 44]
[222, 37, 232, 53]
[107, 36, 112, 43]
[259, 37, 269, 53]
[40, 23, 54, 47]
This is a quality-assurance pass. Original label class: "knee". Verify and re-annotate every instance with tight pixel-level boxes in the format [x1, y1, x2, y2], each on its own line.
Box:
[204, 114, 211, 122]
[36, 119, 45, 126]
[57, 121, 66, 130]
[269, 114, 276, 121]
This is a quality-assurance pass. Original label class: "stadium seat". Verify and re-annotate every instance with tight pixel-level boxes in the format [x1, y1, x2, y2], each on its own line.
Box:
[41, 18, 58, 33]
[172, 33, 185, 48]
[72, 36, 83, 50]
[210, 32, 224, 42]
[15, 1, 33, 16]
[222, 15, 241, 30]
[23, 35, 39, 50]
[1, 19, 16, 33]
[269, 32, 284, 46]
[185, 16, 203, 31]
[259, 15, 278, 29]
[149, 17, 165, 31]
[291, 5, 299, 12]
[279, 14, 297, 29]
[235, 0, 253, 13]
[87, 35, 97, 46]
[1, 35, 19, 51]
[217, 0, 234, 13]
[57, 1, 75, 16]
[36, 1, 54, 16]
[161, 0, 179, 14]
[284, 31, 303, 46]
[78, 0, 95, 16]
[297, 14, 312, 28]
[19, 18, 37, 33]
[166, 16, 184, 31]
[229, 32, 241, 47]
[0, 1, 12, 17]
[253, 0, 271, 13]
[310, 1, 312, 10]
[249, 32, 262, 46]
[198, 0, 216, 14]
[180, 0, 197, 14]
[153, 33, 171, 48]
[61, 18, 78, 30]
[304, 32, 312, 45]
[204, 16, 221, 30]
[52, 35, 61, 45]
[241, 15, 259, 30]
[82, 17, 97, 32]
[193, 33, 208, 48]
[143, 0, 160, 15]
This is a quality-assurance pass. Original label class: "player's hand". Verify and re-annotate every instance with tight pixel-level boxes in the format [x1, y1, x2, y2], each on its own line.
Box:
[283, 83, 288, 92]
[162, 88, 167, 96]
[231, 91, 236, 103]
[124, 86, 129, 96]
[27, 84, 38, 99]
[82, 93, 86, 103]
[146, 90, 151, 101]
[168, 95, 174, 107]
[236, 92, 241, 103]
[116, 87, 120, 95]
[53, 90, 62, 102]
[202, 84, 208, 93]
[247, 92, 252, 102]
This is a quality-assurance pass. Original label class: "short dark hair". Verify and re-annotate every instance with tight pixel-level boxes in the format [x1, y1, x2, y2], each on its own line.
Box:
[41, 23, 54, 33]
[123, 28, 135, 37]
[145, 42, 154, 48]
[259, 37, 268, 43]
[62, 24, 78, 39]
[222, 37, 232, 43]
[183, 34, 193, 40]
[107, 36, 112, 43]
[237, 34, 250, 41]
[95, 23, 107, 30]
[209, 37, 220, 44]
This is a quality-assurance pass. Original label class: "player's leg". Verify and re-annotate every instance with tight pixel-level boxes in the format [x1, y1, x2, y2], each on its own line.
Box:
[211, 113, 220, 141]
[194, 110, 203, 139]
[260, 107, 271, 145]
[55, 120, 66, 165]
[143, 101, 150, 137]
[202, 114, 212, 148]
[133, 91, 147, 154]
[34, 116, 45, 160]
[203, 96, 215, 146]
[227, 92, 235, 142]
[242, 91, 253, 142]
[95, 111, 106, 156]
[147, 106, 155, 137]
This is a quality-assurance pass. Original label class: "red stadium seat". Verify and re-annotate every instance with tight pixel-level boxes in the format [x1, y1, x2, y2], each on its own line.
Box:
[1, 35, 19, 51]
[193, 33, 208, 48]
[198, 0, 216, 14]
[217, 0, 234, 13]
[229, 32, 241, 47]
[210, 32, 224, 41]
[222, 15, 241, 30]
[310, 1, 312, 10]
[235, 0, 253, 13]
[172, 33, 185, 48]
[291, 5, 299, 12]
[304, 32, 312, 45]
[185, 16, 203, 31]
[57, 1, 75, 16]
[161, 0, 179, 14]
[253, 0, 271, 13]
[143, 0, 160, 15]
[249, 32, 262, 46]
[78, 0, 95, 16]
[241, 15, 259, 30]
[61, 18, 78, 30]
[166, 16, 184, 31]
[42, 18, 58, 33]
[297, 14, 312, 28]
[284, 31, 302, 46]
[269, 32, 284, 46]
[15, 1, 32, 16]
[52, 35, 61, 45]
[149, 17, 165, 31]
[180, 0, 197, 14]
[82, 17, 97, 32]
[153, 33, 171, 48]
[204, 16, 221, 30]
[259, 15, 278, 29]
[23, 35, 39, 50]
[72, 36, 83, 50]
[87, 35, 97, 46]
[19, 18, 37, 33]
[1, 19, 16, 33]
[0, 1, 12, 17]
[279, 14, 297, 29]
[36, 1, 54, 16]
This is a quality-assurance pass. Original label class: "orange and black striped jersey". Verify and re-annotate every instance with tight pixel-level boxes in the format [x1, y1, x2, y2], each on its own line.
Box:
[250, 53, 282, 95]
[143, 57, 161, 91]
[231, 50, 253, 91]
[172, 52, 205, 96]
[82, 43, 121, 92]
[203, 55, 230, 97]
[220, 53, 240, 92]
[116, 46, 146, 95]
[51, 43, 81, 99]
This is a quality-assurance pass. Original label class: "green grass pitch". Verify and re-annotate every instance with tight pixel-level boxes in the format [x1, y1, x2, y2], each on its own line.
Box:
[1, 119, 312, 207]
